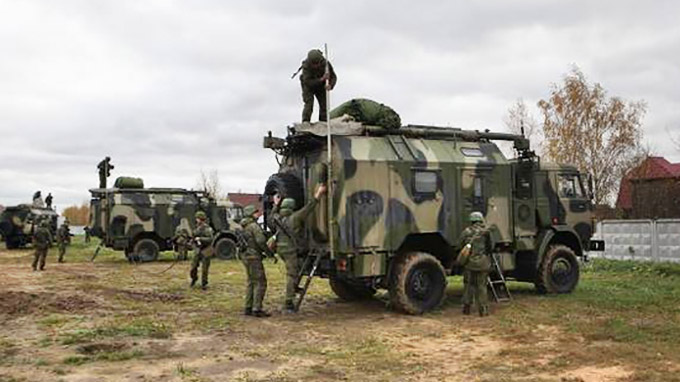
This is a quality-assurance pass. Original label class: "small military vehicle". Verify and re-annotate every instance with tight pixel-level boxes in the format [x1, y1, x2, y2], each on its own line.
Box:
[0, 205, 58, 249]
[263, 120, 601, 314]
[88, 177, 242, 262]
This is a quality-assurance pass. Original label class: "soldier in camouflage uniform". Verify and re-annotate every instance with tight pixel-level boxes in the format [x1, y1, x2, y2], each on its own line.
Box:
[240, 205, 272, 317]
[271, 183, 327, 312]
[189, 211, 214, 290]
[173, 226, 191, 261]
[97, 156, 114, 189]
[32, 219, 52, 271]
[459, 212, 493, 317]
[299, 49, 337, 123]
[56, 219, 71, 263]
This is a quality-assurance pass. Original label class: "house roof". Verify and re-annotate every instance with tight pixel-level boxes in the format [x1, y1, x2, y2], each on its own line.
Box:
[227, 193, 262, 208]
[616, 157, 680, 209]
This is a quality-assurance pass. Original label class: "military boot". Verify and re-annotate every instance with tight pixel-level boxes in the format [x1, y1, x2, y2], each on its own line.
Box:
[244, 308, 253, 316]
[284, 301, 296, 314]
[462, 304, 471, 315]
[479, 306, 489, 317]
[190, 278, 197, 288]
[253, 310, 271, 318]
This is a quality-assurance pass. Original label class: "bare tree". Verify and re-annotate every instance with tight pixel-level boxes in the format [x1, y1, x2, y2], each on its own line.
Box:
[503, 98, 543, 154]
[196, 169, 224, 199]
[538, 66, 646, 205]
[668, 127, 680, 152]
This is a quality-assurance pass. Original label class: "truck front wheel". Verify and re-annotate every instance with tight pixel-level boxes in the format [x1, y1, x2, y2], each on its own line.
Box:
[329, 276, 376, 301]
[215, 237, 237, 260]
[132, 238, 160, 262]
[535, 245, 580, 294]
[389, 252, 447, 315]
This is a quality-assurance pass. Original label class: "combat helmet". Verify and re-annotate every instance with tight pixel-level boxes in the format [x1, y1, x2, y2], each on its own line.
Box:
[307, 49, 324, 63]
[280, 198, 296, 210]
[468, 211, 485, 224]
[243, 205, 258, 217]
[195, 211, 207, 221]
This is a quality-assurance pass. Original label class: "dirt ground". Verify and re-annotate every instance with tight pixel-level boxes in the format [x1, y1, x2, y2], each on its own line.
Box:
[1, 241, 679, 382]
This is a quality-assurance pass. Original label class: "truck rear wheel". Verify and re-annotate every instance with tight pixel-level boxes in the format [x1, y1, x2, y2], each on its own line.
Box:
[263, 173, 304, 230]
[535, 245, 580, 294]
[389, 252, 447, 315]
[215, 237, 237, 260]
[132, 238, 160, 262]
[329, 276, 376, 301]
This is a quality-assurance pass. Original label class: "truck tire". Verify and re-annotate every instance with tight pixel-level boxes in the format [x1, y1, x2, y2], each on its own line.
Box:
[329, 276, 376, 301]
[535, 245, 580, 294]
[263, 173, 304, 230]
[132, 238, 160, 262]
[389, 252, 447, 315]
[215, 237, 237, 260]
[5, 236, 22, 250]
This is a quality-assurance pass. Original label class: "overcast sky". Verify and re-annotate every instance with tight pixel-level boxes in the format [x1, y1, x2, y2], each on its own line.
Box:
[1, 0, 679, 211]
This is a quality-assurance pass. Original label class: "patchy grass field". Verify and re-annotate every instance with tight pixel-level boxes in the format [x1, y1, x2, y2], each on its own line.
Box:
[1, 237, 679, 382]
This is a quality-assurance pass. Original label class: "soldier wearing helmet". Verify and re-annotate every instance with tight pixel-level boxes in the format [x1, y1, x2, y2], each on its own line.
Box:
[97, 156, 114, 189]
[240, 204, 273, 317]
[56, 219, 71, 263]
[32, 218, 52, 271]
[271, 183, 327, 313]
[189, 210, 214, 290]
[298, 48, 337, 123]
[458, 211, 493, 316]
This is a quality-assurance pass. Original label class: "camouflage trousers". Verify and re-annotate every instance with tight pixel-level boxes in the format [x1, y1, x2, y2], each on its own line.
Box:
[242, 256, 267, 311]
[462, 270, 489, 314]
[280, 251, 299, 307]
[176, 245, 189, 261]
[58, 243, 67, 262]
[32, 248, 47, 271]
[190, 251, 211, 287]
[302, 85, 328, 122]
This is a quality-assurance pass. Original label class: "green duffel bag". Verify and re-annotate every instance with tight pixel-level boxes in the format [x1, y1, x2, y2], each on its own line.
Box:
[330, 98, 401, 130]
[113, 176, 144, 189]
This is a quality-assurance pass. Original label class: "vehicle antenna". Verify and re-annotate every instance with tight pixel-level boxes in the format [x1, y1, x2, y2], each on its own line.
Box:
[324, 43, 334, 259]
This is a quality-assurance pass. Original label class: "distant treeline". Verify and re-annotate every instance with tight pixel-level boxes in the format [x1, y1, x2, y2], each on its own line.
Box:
[62, 203, 89, 226]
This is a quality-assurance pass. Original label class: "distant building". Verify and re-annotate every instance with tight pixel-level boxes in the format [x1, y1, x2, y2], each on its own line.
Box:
[616, 157, 680, 219]
[227, 193, 262, 209]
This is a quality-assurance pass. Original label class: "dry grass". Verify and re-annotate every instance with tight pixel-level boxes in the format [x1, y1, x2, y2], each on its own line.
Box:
[1, 237, 679, 381]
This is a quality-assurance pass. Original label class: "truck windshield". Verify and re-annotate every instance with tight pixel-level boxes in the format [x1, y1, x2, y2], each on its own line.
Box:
[558, 174, 585, 198]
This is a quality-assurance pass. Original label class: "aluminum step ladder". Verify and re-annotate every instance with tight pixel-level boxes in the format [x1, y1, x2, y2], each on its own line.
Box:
[292, 250, 323, 311]
[487, 254, 511, 303]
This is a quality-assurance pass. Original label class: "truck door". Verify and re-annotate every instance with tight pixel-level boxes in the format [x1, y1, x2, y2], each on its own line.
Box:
[460, 167, 512, 242]
[512, 163, 537, 250]
[556, 173, 592, 244]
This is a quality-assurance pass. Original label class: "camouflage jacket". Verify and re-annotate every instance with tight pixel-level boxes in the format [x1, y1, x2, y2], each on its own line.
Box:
[300, 59, 337, 90]
[459, 223, 492, 272]
[33, 226, 52, 250]
[274, 198, 318, 256]
[56, 225, 71, 244]
[193, 222, 214, 254]
[241, 217, 268, 260]
[173, 227, 191, 246]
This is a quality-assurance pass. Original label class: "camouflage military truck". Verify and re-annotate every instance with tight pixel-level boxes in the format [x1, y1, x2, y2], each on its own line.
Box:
[0, 205, 58, 249]
[88, 178, 242, 262]
[263, 121, 603, 314]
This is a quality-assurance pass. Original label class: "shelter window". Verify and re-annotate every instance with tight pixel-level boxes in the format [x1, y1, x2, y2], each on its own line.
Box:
[474, 177, 484, 199]
[461, 147, 484, 157]
[414, 171, 438, 194]
[558, 174, 585, 198]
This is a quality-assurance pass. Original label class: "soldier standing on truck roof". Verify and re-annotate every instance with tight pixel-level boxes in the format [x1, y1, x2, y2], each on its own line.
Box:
[173, 226, 191, 261]
[296, 49, 337, 123]
[458, 212, 494, 317]
[32, 219, 52, 271]
[56, 219, 71, 263]
[270, 183, 327, 313]
[240, 205, 272, 317]
[45, 193, 53, 209]
[97, 156, 114, 189]
[189, 211, 214, 290]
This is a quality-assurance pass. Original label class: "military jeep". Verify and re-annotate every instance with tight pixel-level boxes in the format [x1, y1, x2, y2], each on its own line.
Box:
[88, 178, 241, 262]
[0, 205, 58, 249]
[263, 121, 600, 314]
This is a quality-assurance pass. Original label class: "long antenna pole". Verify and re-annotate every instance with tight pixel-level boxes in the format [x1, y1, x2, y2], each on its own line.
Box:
[324, 43, 334, 259]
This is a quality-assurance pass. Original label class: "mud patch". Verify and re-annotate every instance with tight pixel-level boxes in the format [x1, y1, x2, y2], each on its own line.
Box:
[77, 342, 128, 355]
[0, 291, 98, 316]
[101, 288, 184, 303]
